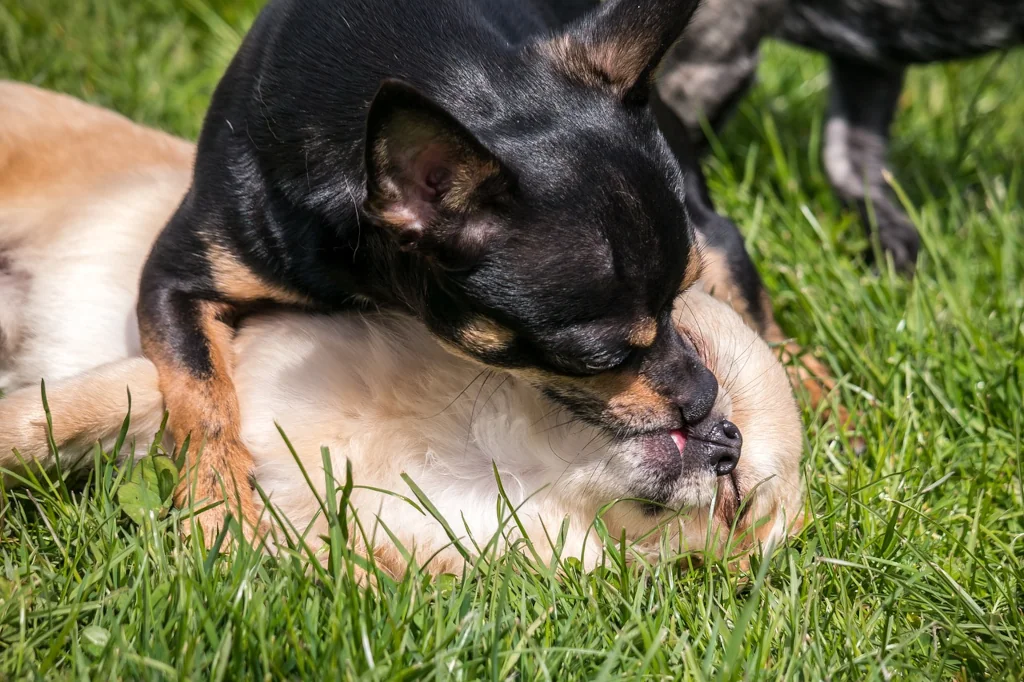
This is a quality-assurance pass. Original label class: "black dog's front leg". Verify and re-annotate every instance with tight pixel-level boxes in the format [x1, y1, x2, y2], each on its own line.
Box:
[824, 56, 919, 272]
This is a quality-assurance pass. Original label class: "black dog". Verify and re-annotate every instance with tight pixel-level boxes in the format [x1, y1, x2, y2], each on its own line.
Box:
[658, 0, 1024, 271]
[138, 0, 723, 538]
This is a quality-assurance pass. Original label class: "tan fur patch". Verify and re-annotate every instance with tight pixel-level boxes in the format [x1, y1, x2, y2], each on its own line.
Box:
[370, 541, 406, 579]
[205, 243, 309, 306]
[627, 317, 657, 348]
[458, 315, 514, 354]
[511, 361, 673, 431]
[694, 240, 750, 324]
[376, 206, 422, 234]
[681, 238, 706, 292]
[541, 35, 655, 99]
[595, 372, 667, 421]
[141, 301, 263, 544]
[540, 36, 614, 91]
[0, 81, 193, 220]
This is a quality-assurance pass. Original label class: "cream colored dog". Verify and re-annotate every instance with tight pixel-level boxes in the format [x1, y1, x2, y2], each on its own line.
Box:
[0, 82, 803, 574]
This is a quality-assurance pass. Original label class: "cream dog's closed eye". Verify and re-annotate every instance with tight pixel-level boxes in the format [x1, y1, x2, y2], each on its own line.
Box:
[0, 81, 803, 573]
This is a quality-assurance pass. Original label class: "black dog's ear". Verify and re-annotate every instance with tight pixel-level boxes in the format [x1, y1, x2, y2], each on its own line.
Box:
[543, 0, 702, 105]
[364, 79, 508, 257]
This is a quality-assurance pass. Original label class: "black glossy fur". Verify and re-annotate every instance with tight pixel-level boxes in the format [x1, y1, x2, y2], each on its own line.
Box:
[546, 0, 780, 331]
[649, 92, 772, 332]
[138, 0, 724, 507]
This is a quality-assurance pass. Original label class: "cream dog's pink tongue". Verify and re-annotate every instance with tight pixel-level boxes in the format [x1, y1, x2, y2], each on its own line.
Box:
[670, 429, 687, 454]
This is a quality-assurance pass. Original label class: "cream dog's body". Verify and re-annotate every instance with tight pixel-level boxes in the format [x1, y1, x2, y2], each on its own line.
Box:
[0, 82, 803, 573]
[0, 84, 192, 389]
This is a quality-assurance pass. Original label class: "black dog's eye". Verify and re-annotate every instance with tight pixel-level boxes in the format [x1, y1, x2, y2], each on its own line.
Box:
[549, 347, 633, 377]
[586, 350, 634, 373]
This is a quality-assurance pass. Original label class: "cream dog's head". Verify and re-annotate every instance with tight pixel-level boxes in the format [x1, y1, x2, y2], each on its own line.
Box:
[588, 289, 805, 559]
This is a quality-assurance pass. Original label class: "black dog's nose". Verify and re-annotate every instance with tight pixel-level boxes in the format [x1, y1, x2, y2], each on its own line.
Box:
[678, 363, 718, 425]
[643, 325, 718, 426]
[707, 419, 742, 476]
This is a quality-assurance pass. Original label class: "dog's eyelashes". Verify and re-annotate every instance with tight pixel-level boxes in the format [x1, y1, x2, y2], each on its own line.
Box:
[548, 348, 631, 377]
[585, 346, 638, 373]
[584, 359, 620, 373]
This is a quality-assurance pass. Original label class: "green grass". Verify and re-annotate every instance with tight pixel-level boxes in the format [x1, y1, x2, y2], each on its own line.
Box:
[2, 0, 1023, 679]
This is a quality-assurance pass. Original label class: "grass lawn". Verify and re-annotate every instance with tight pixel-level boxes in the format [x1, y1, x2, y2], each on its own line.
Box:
[2, 0, 1022, 679]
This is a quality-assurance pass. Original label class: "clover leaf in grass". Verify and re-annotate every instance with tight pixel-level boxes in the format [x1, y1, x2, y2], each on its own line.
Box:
[117, 455, 178, 526]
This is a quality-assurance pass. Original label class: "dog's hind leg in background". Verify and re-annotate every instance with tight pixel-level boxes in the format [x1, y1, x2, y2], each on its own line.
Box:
[821, 58, 918, 270]
[652, 0, 919, 271]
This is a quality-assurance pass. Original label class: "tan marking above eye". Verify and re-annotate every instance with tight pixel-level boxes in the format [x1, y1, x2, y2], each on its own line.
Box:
[458, 315, 514, 353]
[627, 317, 657, 348]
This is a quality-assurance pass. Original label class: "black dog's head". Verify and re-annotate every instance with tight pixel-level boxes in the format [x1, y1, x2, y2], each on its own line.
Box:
[362, 0, 715, 449]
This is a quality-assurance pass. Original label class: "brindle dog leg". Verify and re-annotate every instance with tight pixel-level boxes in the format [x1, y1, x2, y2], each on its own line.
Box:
[824, 57, 917, 271]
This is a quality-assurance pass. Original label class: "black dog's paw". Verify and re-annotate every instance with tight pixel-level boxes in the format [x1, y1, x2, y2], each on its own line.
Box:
[861, 201, 920, 274]
[874, 220, 920, 274]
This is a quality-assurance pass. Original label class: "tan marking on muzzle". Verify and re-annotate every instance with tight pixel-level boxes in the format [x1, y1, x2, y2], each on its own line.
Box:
[599, 372, 667, 420]
[533, 368, 671, 427]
